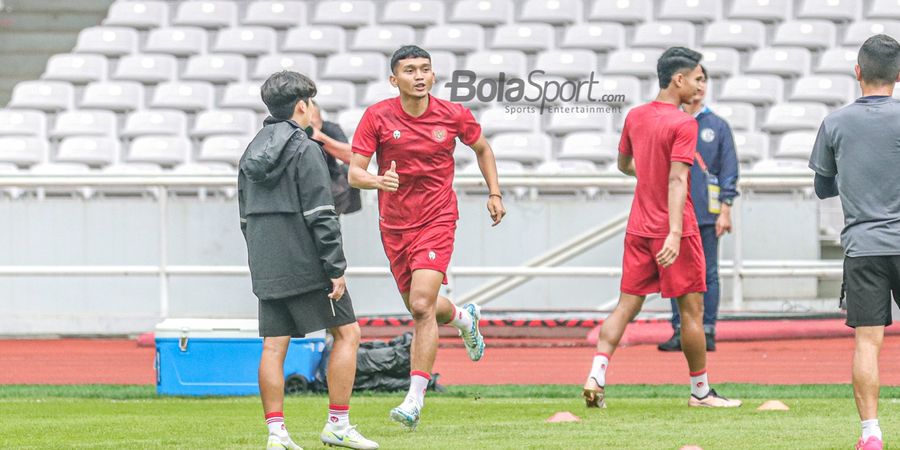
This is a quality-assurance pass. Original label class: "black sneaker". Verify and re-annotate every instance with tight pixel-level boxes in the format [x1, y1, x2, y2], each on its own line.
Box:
[657, 332, 681, 352]
[705, 332, 716, 352]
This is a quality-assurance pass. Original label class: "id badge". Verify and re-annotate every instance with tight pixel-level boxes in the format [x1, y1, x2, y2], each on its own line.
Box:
[707, 174, 721, 215]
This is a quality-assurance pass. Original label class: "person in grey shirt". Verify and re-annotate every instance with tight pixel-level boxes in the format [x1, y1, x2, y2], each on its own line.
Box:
[809, 34, 900, 450]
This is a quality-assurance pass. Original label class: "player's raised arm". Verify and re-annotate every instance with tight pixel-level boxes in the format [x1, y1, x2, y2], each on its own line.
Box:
[469, 135, 506, 226]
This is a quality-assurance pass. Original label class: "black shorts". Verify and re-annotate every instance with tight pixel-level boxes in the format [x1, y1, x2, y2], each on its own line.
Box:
[843, 255, 900, 328]
[258, 288, 356, 337]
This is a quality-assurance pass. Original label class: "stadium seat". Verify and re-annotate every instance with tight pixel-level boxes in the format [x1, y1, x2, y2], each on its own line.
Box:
[336, 108, 366, 136]
[844, 21, 900, 46]
[490, 133, 550, 164]
[42, 54, 108, 84]
[363, 82, 400, 105]
[150, 82, 215, 111]
[145, 27, 208, 57]
[790, 75, 857, 104]
[775, 131, 818, 160]
[0, 110, 46, 137]
[213, 27, 277, 56]
[322, 53, 386, 82]
[868, 0, 900, 19]
[351, 25, 416, 55]
[172, 162, 236, 175]
[104, 1, 169, 29]
[29, 162, 92, 176]
[56, 137, 119, 166]
[589, 0, 651, 23]
[545, 107, 610, 134]
[719, 75, 784, 104]
[192, 110, 258, 137]
[604, 49, 662, 77]
[312, 1, 375, 27]
[560, 23, 625, 51]
[816, 47, 858, 75]
[50, 111, 117, 138]
[536, 160, 600, 175]
[382, 1, 444, 26]
[182, 54, 247, 83]
[520, 0, 581, 25]
[558, 132, 618, 163]
[243, 1, 307, 28]
[221, 82, 267, 112]
[798, 0, 859, 21]
[729, 0, 790, 21]
[746, 48, 811, 77]
[253, 54, 317, 80]
[73, 27, 138, 57]
[535, 50, 597, 78]
[429, 51, 458, 80]
[594, 76, 641, 105]
[491, 23, 555, 52]
[122, 110, 188, 137]
[80, 81, 144, 111]
[450, 0, 510, 25]
[772, 21, 836, 49]
[127, 136, 190, 166]
[8, 81, 74, 111]
[423, 25, 484, 53]
[706, 102, 756, 131]
[699, 48, 741, 77]
[751, 158, 810, 173]
[464, 51, 528, 78]
[702, 21, 766, 50]
[173, 1, 238, 28]
[0, 137, 47, 166]
[282, 26, 346, 56]
[198, 135, 253, 165]
[452, 139, 475, 165]
[315, 80, 356, 110]
[733, 132, 768, 163]
[461, 159, 525, 175]
[761, 103, 829, 132]
[659, 0, 719, 22]
[479, 106, 541, 136]
[632, 21, 695, 48]
[113, 54, 178, 84]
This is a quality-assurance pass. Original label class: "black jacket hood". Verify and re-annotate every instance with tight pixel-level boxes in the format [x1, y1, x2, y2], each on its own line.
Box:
[240, 117, 307, 186]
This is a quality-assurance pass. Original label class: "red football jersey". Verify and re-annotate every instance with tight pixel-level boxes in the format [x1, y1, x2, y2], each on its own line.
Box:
[352, 94, 482, 231]
[619, 101, 700, 238]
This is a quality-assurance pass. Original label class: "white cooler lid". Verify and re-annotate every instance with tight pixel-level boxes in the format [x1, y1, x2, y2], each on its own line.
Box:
[155, 318, 326, 339]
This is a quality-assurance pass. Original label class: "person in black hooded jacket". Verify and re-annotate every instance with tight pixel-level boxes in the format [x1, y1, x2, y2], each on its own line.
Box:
[238, 71, 379, 450]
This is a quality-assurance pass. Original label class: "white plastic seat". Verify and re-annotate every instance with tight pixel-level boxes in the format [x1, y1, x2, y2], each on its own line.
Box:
[352, 26, 416, 55]
[762, 103, 829, 132]
[243, 1, 307, 28]
[479, 106, 541, 136]
[213, 27, 277, 55]
[8, 81, 73, 111]
[520, 0, 581, 25]
[700, 48, 741, 77]
[0, 137, 47, 165]
[733, 132, 768, 163]
[50, 110, 117, 138]
[719, 75, 784, 104]
[545, 106, 610, 134]
[336, 108, 366, 136]
[0, 110, 47, 137]
[604, 49, 662, 77]
[595, 76, 641, 105]
[221, 82, 267, 112]
[450, 0, 510, 25]
[198, 135, 253, 165]
[772, 21, 836, 49]
[315, 81, 356, 110]
[173, 1, 237, 28]
[151, 82, 215, 111]
[192, 110, 257, 137]
[253, 54, 317, 81]
[464, 51, 528, 78]
[80, 81, 143, 111]
[775, 131, 817, 160]
[312, 1, 375, 27]
[462, 159, 525, 175]
[122, 110, 188, 137]
[322, 53, 386, 82]
[42, 54, 108, 84]
[101, 162, 165, 176]
[790, 75, 857, 104]
[56, 137, 119, 166]
[30, 163, 92, 175]
[659, 0, 719, 22]
[491, 23, 554, 52]
[104, 1, 169, 29]
[182, 54, 247, 83]
[429, 51, 458, 80]
[751, 159, 815, 173]
[559, 132, 618, 163]
[844, 21, 900, 46]
[561, 23, 625, 51]
[490, 133, 550, 164]
[703, 21, 766, 50]
[798, 0, 859, 21]
[113, 54, 178, 84]
[423, 25, 483, 53]
[145, 27, 208, 57]
[746, 47, 811, 77]
[869, 0, 900, 19]
[633, 21, 695, 48]
[816, 47, 858, 75]
[362, 82, 399, 105]
[73, 27, 138, 56]
[589, 0, 651, 23]
[282, 26, 345, 55]
[536, 160, 599, 175]
[706, 102, 755, 131]
[127, 137, 190, 166]
[729, 0, 790, 21]
[535, 50, 597, 79]
[382, 0, 444, 26]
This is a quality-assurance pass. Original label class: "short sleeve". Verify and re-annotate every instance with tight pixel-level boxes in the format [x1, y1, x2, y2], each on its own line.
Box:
[457, 106, 482, 146]
[671, 119, 698, 164]
[351, 108, 379, 157]
[808, 121, 837, 177]
[618, 113, 632, 156]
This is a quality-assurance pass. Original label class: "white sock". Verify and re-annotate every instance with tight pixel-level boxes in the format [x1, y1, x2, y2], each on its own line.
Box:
[690, 369, 710, 398]
[447, 304, 473, 332]
[265, 412, 287, 436]
[862, 419, 882, 441]
[588, 353, 610, 387]
[406, 371, 431, 408]
[328, 404, 350, 428]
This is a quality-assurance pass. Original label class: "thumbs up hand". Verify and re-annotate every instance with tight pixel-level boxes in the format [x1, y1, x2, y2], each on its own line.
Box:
[377, 160, 400, 192]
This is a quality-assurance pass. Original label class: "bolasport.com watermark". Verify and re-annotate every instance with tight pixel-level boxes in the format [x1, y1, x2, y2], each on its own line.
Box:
[444, 70, 626, 114]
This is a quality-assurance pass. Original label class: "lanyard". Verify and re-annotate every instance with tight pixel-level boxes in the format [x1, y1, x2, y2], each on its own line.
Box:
[695, 150, 709, 175]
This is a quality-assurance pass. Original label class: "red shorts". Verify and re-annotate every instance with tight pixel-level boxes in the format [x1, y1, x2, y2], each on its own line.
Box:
[380, 221, 456, 293]
[620, 233, 706, 298]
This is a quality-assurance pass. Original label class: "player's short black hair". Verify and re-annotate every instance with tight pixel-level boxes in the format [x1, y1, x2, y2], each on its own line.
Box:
[657, 47, 703, 89]
[858, 34, 900, 86]
[260, 71, 316, 120]
[390, 45, 431, 74]
[700, 64, 708, 80]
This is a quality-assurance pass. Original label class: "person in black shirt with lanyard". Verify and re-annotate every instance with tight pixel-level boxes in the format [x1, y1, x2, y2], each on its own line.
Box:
[309, 100, 362, 215]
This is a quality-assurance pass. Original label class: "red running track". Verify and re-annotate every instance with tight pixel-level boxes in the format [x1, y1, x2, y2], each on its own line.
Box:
[3, 336, 900, 386]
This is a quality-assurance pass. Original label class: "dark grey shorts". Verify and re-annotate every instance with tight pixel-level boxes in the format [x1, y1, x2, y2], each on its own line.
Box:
[843, 255, 900, 328]
[259, 288, 356, 337]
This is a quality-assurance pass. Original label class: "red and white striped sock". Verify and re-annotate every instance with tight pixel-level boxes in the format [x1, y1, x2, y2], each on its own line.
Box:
[328, 404, 350, 428]
[265, 411, 287, 435]
[406, 370, 431, 408]
[690, 369, 710, 398]
[589, 352, 610, 386]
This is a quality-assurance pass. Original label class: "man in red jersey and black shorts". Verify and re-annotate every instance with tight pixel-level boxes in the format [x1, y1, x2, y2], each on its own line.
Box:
[581, 47, 742, 409]
[349, 45, 506, 430]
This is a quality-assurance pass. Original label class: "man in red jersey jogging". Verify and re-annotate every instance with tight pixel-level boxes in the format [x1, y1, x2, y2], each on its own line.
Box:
[582, 47, 741, 409]
[348, 45, 506, 430]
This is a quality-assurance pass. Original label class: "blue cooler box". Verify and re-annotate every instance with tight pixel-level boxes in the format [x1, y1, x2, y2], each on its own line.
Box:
[155, 318, 326, 396]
